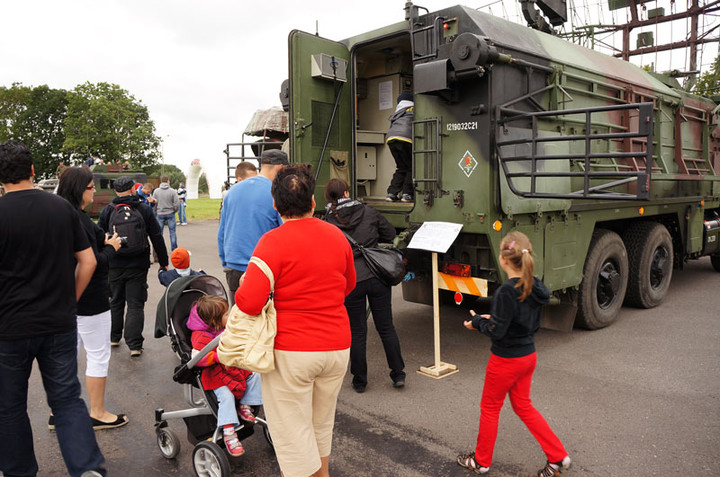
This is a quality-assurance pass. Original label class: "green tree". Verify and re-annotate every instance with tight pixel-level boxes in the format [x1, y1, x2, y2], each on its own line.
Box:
[0, 83, 70, 179]
[145, 163, 186, 188]
[63, 82, 160, 168]
[693, 55, 720, 97]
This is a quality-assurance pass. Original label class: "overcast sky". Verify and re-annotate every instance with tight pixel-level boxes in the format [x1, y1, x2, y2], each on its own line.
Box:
[2, 0, 715, 197]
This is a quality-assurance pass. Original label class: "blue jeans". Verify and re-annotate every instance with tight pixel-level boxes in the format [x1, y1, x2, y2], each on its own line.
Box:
[212, 373, 262, 428]
[178, 201, 187, 224]
[0, 330, 106, 477]
[156, 213, 177, 250]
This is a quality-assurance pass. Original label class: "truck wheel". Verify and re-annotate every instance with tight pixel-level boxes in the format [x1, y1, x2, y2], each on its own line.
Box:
[623, 222, 673, 308]
[712, 255, 720, 272]
[576, 229, 628, 329]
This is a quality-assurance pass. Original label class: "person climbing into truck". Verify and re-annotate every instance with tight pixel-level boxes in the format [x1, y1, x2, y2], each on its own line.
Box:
[457, 231, 571, 476]
[385, 92, 414, 203]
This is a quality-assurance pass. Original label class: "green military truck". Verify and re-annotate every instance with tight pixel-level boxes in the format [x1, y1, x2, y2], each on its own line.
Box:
[86, 169, 148, 218]
[284, 3, 720, 330]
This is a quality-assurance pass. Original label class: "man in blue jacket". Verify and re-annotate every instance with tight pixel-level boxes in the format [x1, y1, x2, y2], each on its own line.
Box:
[218, 150, 287, 304]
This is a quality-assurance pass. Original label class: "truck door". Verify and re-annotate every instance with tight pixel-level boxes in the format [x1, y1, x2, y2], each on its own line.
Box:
[288, 30, 352, 205]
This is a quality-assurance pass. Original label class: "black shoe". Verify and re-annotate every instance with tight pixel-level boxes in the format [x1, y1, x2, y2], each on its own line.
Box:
[352, 383, 366, 393]
[393, 378, 405, 388]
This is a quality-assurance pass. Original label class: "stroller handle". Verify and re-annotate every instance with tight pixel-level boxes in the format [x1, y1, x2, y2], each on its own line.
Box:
[185, 333, 223, 370]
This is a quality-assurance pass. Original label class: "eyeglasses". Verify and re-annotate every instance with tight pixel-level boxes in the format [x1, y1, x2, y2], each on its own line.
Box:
[86, 184, 96, 190]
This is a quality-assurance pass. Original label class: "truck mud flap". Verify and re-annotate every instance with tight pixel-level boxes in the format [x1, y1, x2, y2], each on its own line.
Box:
[541, 303, 577, 332]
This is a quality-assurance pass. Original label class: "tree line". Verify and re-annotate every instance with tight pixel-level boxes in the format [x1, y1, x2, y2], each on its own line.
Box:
[0, 82, 160, 179]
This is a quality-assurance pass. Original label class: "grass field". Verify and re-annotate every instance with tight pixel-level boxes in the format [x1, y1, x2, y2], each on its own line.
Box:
[186, 197, 222, 221]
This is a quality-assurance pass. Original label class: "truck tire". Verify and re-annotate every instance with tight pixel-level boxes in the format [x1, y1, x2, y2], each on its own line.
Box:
[576, 229, 629, 330]
[623, 222, 673, 308]
[712, 255, 720, 272]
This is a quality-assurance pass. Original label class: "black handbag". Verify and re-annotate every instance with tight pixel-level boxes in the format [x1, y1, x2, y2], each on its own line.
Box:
[343, 232, 406, 286]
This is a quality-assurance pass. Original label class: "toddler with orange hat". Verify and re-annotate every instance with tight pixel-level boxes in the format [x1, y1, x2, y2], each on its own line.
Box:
[158, 247, 204, 286]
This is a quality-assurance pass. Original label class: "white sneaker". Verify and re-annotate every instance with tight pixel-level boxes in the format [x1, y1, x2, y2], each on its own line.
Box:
[538, 456, 571, 476]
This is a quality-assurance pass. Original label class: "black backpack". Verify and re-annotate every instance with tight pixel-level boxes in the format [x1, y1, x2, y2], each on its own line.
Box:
[108, 203, 147, 256]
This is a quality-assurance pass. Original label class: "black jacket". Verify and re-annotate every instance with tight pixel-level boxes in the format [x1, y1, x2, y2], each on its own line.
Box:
[324, 198, 396, 282]
[472, 277, 550, 358]
[98, 194, 169, 269]
[76, 211, 115, 315]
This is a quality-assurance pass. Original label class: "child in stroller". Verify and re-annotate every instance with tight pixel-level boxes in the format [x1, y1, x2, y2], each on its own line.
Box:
[188, 295, 262, 456]
[153, 274, 271, 475]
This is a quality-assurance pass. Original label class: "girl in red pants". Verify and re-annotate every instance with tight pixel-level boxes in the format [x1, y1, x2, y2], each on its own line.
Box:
[457, 231, 571, 476]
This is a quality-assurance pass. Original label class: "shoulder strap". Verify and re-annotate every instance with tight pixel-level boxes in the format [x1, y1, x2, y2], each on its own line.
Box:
[341, 231, 361, 249]
[249, 256, 275, 291]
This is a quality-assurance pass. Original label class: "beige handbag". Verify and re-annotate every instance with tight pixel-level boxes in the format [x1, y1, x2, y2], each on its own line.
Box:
[217, 256, 277, 373]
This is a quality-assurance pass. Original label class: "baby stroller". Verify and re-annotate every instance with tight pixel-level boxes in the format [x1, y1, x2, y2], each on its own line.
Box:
[153, 274, 272, 476]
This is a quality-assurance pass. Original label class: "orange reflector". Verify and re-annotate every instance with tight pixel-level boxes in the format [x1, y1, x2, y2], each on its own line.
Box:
[492, 220, 502, 232]
[701, 200, 705, 206]
[639, 207, 645, 215]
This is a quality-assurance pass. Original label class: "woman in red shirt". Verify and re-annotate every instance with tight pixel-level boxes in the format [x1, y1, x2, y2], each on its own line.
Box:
[235, 163, 356, 477]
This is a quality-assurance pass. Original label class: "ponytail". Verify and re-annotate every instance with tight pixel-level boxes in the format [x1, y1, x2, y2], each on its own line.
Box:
[324, 178, 350, 225]
[499, 231, 535, 301]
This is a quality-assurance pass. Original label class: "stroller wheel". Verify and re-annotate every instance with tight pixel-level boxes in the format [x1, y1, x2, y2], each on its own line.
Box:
[156, 427, 181, 459]
[192, 441, 231, 477]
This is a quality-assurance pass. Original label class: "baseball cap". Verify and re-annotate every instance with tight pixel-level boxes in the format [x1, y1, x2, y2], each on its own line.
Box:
[259, 150, 289, 165]
[114, 176, 135, 192]
[171, 247, 190, 269]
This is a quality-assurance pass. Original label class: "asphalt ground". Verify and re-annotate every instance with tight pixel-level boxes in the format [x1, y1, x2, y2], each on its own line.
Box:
[23, 218, 720, 476]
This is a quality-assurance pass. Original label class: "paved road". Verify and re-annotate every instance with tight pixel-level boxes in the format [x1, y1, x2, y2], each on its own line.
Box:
[26, 219, 720, 476]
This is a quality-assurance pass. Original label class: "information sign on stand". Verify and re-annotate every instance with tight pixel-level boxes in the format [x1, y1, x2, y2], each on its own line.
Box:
[408, 222, 463, 379]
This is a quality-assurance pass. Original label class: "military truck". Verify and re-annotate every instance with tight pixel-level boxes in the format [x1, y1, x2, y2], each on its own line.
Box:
[87, 168, 148, 218]
[285, 2, 720, 329]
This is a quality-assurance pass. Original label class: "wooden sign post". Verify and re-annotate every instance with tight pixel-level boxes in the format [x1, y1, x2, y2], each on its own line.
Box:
[408, 222, 463, 380]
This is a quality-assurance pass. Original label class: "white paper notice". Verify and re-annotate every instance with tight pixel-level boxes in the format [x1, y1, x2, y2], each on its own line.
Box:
[378, 81, 393, 110]
[408, 222, 463, 253]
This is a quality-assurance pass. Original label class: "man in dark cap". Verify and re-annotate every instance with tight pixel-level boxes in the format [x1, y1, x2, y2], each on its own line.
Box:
[385, 92, 415, 203]
[218, 150, 288, 303]
[98, 176, 169, 357]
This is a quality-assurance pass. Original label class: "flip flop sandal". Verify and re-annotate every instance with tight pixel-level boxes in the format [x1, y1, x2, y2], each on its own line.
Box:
[457, 453, 490, 474]
[91, 414, 128, 430]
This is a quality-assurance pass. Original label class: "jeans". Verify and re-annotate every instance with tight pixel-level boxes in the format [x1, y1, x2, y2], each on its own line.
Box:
[344, 277, 405, 387]
[0, 330, 106, 477]
[109, 268, 149, 351]
[213, 373, 263, 428]
[156, 213, 177, 250]
[178, 201, 187, 224]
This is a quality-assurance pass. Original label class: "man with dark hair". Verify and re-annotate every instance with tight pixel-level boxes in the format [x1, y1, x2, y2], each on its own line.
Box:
[153, 175, 180, 250]
[98, 176, 169, 357]
[218, 150, 287, 304]
[0, 140, 106, 476]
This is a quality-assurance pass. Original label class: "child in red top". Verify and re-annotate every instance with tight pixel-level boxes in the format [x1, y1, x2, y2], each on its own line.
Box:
[187, 295, 262, 456]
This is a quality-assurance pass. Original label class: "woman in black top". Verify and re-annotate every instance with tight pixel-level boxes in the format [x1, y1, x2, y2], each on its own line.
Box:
[57, 166, 128, 429]
[324, 178, 406, 392]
